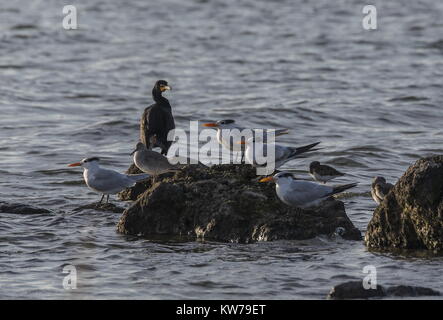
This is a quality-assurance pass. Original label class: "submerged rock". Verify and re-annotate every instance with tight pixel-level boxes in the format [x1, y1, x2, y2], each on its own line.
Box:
[73, 202, 125, 213]
[365, 155, 443, 251]
[327, 281, 386, 300]
[327, 281, 440, 299]
[386, 285, 440, 297]
[117, 164, 361, 243]
[0, 201, 52, 215]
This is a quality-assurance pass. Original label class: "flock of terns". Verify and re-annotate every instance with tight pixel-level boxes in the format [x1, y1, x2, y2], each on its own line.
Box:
[68, 80, 394, 209]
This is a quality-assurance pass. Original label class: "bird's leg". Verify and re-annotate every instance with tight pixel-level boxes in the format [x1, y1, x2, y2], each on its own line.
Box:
[106, 195, 110, 204]
[99, 194, 104, 204]
[241, 151, 245, 163]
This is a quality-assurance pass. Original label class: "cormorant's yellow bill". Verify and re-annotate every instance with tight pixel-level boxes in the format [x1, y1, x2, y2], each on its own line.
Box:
[160, 85, 171, 92]
[202, 123, 219, 127]
[259, 176, 274, 183]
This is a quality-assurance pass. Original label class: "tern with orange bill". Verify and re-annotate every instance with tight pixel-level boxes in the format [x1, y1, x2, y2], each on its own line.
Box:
[68, 157, 150, 204]
[240, 136, 320, 169]
[260, 172, 357, 209]
[202, 119, 289, 162]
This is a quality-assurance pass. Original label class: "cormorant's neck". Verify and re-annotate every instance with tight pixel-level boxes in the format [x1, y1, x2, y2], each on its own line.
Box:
[152, 89, 169, 104]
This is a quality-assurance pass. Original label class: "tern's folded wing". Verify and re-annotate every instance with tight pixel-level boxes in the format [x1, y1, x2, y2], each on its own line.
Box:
[287, 181, 333, 204]
[91, 169, 135, 191]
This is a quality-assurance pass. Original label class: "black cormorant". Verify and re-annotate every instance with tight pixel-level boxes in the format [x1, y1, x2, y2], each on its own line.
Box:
[140, 80, 175, 155]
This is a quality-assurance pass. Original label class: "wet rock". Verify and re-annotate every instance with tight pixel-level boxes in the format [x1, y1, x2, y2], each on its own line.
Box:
[327, 281, 386, 300]
[327, 281, 440, 299]
[365, 155, 443, 251]
[0, 201, 52, 215]
[118, 163, 166, 201]
[387, 285, 440, 297]
[73, 202, 125, 213]
[117, 164, 361, 243]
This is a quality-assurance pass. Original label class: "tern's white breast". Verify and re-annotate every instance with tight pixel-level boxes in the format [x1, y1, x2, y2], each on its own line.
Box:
[275, 179, 298, 207]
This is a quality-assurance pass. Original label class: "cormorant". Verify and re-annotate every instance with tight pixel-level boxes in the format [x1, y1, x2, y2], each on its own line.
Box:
[140, 80, 175, 155]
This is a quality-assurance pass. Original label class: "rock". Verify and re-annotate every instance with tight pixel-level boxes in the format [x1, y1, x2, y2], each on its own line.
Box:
[327, 281, 440, 299]
[365, 155, 443, 251]
[387, 285, 440, 297]
[327, 281, 386, 300]
[73, 202, 125, 213]
[117, 164, 361, 243]
[118, 163, 173, 201]
[0, 201, 52, 215]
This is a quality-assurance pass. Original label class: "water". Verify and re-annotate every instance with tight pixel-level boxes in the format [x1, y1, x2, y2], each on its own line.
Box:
[1, 0, 443, 299]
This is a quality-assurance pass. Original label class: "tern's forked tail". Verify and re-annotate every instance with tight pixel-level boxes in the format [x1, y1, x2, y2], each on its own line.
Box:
[331, 183, 358, 196]
[290, 141, 321, 158]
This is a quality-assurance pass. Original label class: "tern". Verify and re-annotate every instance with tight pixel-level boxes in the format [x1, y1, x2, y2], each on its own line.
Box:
[68, 157, 150, 204]
[140, 80, 175, 155]
[309, 161, 345, 184]
[260, 171, 357, 209]
[371, 176, 394, 205]
[202, 119, 289, 161]
[241, 136, 320, 169]
[131, 142, 181, 176]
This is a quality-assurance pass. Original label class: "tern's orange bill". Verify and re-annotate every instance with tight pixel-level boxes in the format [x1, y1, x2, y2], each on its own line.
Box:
[68, 162, 81, 167]
[259, 176, 274, 183]
[202, 123, 218, 127]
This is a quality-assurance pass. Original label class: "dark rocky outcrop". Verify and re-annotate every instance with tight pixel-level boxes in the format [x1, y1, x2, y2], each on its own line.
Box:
[117, 164, 361, 243]
[386, 285, 440, 297]
[0, 201, 52, 215]
[327, 281, 386, 300]
[327, 281, 440, 299]
[117, 163, 157, 201]
[365, 155, 443, 251]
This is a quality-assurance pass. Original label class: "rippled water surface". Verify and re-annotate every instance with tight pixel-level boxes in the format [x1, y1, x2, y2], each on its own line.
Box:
[1, 0, 443, 299]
